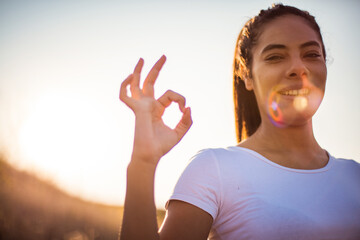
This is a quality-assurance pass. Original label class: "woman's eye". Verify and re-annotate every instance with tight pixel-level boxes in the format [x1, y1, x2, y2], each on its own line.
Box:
[305, 53, 321, 58]
[265, 55, 284, 61]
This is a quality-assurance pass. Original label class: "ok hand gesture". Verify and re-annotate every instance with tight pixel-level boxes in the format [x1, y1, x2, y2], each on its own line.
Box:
[119, 56, 192, 167]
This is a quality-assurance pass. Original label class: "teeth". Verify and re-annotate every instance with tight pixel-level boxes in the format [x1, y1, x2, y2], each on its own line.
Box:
[280, 88, 309, 96]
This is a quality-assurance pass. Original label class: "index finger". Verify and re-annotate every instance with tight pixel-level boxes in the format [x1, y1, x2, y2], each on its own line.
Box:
[143, 55, 166, 97]
[158, 89, 186, 112]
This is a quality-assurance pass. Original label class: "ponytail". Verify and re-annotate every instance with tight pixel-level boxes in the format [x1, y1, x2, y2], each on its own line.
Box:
[233, 51, 261, 143]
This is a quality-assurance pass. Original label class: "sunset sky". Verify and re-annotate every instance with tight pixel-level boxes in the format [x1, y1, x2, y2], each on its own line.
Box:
[1, 0, 359, 209]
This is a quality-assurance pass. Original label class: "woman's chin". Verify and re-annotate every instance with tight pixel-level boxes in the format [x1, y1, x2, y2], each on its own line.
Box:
[267, 103, 320, 128]
[266, 91, 324, 128]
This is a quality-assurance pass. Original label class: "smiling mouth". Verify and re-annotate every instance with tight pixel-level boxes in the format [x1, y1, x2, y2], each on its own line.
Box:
[278, 88, 309, 96]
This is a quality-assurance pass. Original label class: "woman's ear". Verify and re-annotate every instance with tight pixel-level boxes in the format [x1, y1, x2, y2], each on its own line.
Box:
[239, 64, 253, 91]
[244, 76, 254, 91]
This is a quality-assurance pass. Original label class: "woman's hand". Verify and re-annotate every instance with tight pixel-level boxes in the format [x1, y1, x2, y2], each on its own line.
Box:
[119, 55, 192, 166]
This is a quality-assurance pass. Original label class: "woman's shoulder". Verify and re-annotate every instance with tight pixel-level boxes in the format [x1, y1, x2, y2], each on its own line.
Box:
[330, 154, 360, 170]
[192, 146, 255, 160]
[327, 155, 360, 187]
[188, 146, 259, 170]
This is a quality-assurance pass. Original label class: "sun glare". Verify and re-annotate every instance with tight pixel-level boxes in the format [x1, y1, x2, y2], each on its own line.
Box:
[17, 91, 116, 192]
[16, 88, 184, 203]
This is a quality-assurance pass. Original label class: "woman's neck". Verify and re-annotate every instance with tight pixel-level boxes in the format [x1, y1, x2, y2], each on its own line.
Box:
[238, 119, 328, 169]
[254, 119, 319, 152]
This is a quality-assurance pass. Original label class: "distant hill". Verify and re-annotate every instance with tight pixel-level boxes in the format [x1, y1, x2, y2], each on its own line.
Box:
[0, 155, 165, 240]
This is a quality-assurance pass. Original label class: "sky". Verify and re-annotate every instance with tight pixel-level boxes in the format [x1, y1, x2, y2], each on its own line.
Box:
[1, 0, 359, 209]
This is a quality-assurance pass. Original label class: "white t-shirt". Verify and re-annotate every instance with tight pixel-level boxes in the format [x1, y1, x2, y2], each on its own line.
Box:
[167, 147, 360, 240]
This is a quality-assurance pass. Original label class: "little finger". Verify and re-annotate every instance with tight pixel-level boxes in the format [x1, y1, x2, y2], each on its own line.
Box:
[119, 74, 135, 109]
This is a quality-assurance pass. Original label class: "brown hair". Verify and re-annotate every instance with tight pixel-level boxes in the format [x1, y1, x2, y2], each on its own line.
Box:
[233, 3, 326, 142]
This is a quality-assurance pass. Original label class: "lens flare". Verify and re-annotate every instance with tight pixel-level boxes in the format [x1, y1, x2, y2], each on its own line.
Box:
[293, 96, 308, 112]
[268, 91, 284, 127]
[266, 72, 325, 127]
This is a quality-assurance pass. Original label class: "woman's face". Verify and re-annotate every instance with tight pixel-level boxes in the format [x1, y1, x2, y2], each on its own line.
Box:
[247, 14, 327, 127]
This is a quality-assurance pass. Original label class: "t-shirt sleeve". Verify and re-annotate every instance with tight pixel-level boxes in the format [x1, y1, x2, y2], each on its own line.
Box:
[166, 149, 221, 220]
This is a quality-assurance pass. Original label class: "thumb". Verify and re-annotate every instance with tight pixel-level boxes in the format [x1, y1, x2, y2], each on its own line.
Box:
[174, 107, 192, 141]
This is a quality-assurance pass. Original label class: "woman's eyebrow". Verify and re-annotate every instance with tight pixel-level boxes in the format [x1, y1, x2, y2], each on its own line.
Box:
[300, 41, 321, 49]
[261, 41, 321, 55]
[261, 44, 286, 55]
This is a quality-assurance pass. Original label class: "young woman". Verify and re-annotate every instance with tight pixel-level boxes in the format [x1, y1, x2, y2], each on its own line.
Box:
[119, 4, 360, 240]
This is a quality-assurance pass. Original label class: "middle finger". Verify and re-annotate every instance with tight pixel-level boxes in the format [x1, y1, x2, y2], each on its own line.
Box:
[143, 55, 166, 97]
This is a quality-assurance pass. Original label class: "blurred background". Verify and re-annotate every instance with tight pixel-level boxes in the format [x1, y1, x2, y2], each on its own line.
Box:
[1, 0, 359, 238]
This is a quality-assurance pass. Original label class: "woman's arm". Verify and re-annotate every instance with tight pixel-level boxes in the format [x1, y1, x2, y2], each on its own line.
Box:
[122, 163, 213, 240]
[119, 56, 211, 239]
[160, 200, 213, 240]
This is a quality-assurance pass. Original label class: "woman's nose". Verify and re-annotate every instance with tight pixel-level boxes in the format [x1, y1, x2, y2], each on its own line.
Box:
[286, 57, 308, 79]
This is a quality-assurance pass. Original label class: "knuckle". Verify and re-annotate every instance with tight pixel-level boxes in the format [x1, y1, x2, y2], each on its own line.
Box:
[165, 89, 174, 95]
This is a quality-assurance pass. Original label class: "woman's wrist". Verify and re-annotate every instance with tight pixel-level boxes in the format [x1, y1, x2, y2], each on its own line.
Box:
[128, 156, 159, 175]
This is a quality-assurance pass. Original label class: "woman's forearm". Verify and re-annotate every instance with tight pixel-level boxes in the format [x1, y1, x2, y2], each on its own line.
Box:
[120, 159, 160, 240]
[118, 56, 192, 239]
